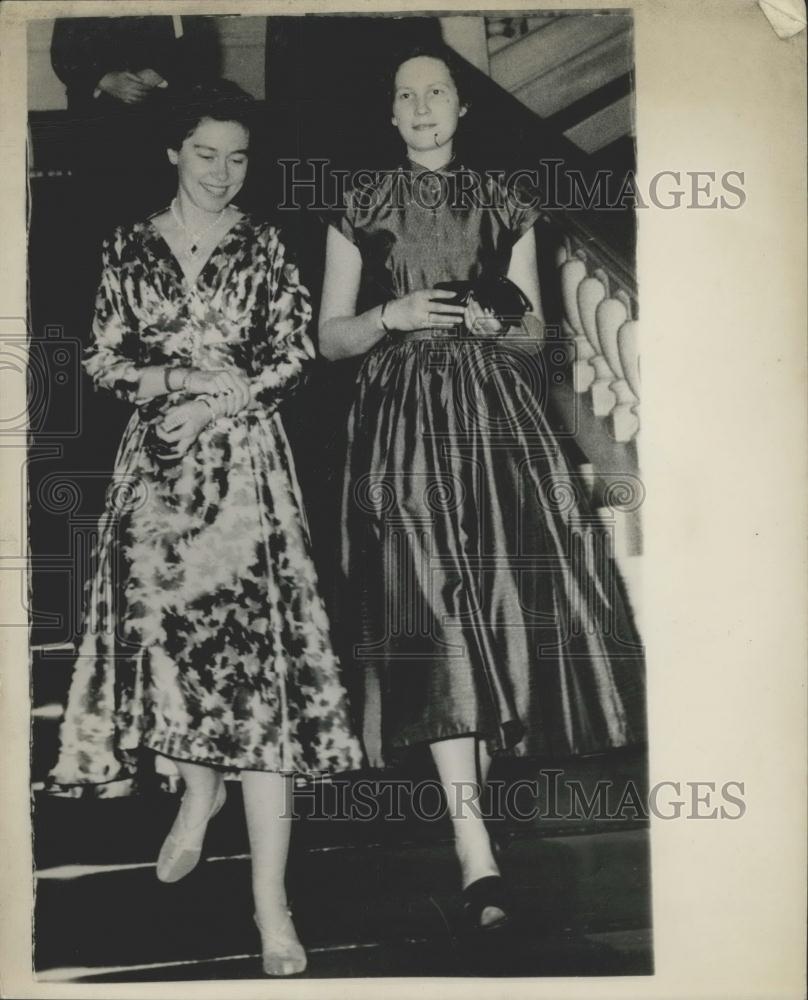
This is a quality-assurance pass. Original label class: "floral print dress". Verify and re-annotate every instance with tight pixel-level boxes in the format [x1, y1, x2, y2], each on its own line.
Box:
[49, 213, 364, 791]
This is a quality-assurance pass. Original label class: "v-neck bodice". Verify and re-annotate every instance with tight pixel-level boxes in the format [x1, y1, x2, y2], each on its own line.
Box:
[147, 208, 248, 292]
[146, 209, 251, 295]
[83, 214, 314, 407]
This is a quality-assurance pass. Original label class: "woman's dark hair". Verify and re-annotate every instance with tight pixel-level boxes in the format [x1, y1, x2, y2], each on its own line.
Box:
[162, 79, 257, 152]
[384, 42, 474, 113]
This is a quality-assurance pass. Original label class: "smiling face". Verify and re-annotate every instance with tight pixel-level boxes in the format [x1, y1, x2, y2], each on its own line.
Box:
[391, 56, 466, 158]
[167, 117, 250, 214]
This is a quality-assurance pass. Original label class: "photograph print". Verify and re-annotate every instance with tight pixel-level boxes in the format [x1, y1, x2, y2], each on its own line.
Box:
[25, 7, 649, 983]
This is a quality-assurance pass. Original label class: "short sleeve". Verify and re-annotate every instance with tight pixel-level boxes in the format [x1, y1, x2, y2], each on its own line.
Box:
[335, 189, 358, 246]
[502, 171, 543, 242]
[330, 173, 387, 250]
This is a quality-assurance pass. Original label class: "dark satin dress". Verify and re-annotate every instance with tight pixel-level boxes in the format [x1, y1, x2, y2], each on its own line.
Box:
[336, 162, 646, 767]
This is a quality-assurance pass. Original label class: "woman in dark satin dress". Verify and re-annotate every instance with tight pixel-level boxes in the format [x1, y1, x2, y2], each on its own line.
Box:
[319, 44, 645, 929]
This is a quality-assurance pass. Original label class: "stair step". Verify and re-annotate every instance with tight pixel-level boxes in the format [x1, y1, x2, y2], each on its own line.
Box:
[39, 940, 449, 983]
[34, 829, 651, 976]
[40, 924, 653, 982]
[33, 747, 649, 868]
[44, 925, 653, 982]
[486, 15, 564, 58]
[490, 13, 631, 94]
[513, 28, 634, 120]
[564, 94, 635, 155]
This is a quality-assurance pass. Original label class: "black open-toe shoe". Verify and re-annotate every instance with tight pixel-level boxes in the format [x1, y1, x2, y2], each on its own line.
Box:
[462, 875, 511, 932]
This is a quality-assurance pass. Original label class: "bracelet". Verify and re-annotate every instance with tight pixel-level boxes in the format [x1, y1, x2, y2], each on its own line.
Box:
[197, 396, 217, 422]
[380, 300, 392, 333]
[164, 366, 191, 393]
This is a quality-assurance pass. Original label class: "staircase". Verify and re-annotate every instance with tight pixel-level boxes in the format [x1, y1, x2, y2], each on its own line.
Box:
[28, 13, 649, 981]
[466, 13, 643, 619]
[485, 12, 635, 160]
[33, 648, 651, 981]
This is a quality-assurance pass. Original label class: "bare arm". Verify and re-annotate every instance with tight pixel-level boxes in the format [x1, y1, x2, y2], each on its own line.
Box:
[464, 227, 544, 339]
[507, 227, 545, 332]
[318, 225, 467, 361]
[133, 366, 246, 403]
[318, 226, 387, 361]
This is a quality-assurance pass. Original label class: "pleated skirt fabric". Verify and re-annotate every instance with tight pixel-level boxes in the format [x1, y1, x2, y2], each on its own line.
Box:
[339, 331, 646, 768]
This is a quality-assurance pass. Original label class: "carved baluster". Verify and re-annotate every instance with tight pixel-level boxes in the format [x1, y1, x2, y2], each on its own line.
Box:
[560, 256, 592, 392]
[596, 296, 631, 436]
[615, 288, 633, 316]
[578, 275, 616, 416]
[593, 267, 610, 297]
[563, 233, 573, 258]
[593, 270, 633, 424]
[615, 319, 640, 441]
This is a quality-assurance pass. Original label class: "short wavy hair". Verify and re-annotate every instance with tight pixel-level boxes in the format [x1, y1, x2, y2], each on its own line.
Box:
[162, 79, 257, 152]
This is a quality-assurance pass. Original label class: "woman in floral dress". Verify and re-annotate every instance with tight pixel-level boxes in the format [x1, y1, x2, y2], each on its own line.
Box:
[48, 81, 363, 976]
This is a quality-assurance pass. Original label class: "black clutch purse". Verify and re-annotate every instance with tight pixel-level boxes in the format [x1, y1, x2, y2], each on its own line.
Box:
[433, 275, 532, 331]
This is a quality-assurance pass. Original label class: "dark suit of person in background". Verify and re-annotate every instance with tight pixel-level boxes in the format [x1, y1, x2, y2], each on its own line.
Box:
[51, 15, 221, 227]
[51, 15, 220, 112]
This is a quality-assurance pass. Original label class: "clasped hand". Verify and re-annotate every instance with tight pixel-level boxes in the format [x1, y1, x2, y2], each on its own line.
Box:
[464, 297, 504, 336]
[385, 289, 503, 335]
[97, 69, 166, 105]
[184, 369, 251, 412]
[154, 369, 251, 460]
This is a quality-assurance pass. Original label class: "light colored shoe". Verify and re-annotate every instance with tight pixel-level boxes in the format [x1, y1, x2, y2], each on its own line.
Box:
[254, 909, 307, 977]
[156, 781, 226, 883]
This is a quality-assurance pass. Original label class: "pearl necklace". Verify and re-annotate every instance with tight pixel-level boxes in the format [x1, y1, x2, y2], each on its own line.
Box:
[170, 198, 227, 256]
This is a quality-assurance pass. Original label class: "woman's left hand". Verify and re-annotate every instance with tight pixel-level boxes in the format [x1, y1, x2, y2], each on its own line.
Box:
[153, 400, 213, 460]
[209, 370, 252, 417]
[185, 369, 251, 413]
[465, 296, 504, 337]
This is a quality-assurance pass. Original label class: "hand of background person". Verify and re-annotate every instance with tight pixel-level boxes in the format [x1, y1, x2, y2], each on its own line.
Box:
[384, 289, 466, 331]
[134, 68, 168, 90]
[465, 296, 504, 336]
[96, 70, 152, 104]
[152, 400, 213, 460]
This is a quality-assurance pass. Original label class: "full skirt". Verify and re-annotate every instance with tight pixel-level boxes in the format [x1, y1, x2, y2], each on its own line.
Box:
[340, 333, 646, 767]
[49, 405, 364, 792]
